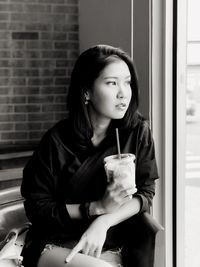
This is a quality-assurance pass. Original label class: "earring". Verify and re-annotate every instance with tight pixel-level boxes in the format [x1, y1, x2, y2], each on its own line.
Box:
[84, 92, 89, 105]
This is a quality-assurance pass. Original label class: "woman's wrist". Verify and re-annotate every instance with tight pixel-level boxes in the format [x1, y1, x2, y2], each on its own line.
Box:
[96, 213, 114, 229]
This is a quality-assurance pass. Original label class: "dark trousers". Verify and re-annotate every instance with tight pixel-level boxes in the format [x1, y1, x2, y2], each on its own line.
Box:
[104, 212, 156, 267]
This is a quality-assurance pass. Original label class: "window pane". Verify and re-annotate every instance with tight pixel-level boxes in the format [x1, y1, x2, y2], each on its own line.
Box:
[185, 0, 200, 266]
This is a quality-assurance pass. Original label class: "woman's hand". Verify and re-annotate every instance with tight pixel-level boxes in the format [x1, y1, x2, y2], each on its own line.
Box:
[65, 216, 108, 262]
[98, 181, 136, 213]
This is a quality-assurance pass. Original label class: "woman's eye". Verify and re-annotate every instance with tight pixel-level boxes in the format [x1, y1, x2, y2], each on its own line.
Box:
[107, 81, 116, 85]
[125, 80, 131, 85]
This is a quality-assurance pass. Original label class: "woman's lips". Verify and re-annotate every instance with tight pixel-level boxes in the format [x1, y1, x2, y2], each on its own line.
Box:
[115, 103, 127, 110]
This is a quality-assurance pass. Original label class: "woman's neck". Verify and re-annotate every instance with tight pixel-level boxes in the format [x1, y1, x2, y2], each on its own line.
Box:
[90, 117, 111, 147]
[91, 123, 109, 146]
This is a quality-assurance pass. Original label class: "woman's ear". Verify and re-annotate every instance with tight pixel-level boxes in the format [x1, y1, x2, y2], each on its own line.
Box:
[84, 91, 90, 105]
[84, 91, 90, 100]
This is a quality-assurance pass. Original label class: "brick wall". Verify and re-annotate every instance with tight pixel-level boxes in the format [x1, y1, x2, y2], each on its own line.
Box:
[0, 0, 79, 145]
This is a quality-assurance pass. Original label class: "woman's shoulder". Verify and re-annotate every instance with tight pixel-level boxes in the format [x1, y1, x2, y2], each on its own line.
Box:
[51, 117, 70, 133]
[130, 114, 153, 144]
[40, 117, 72, 147]
[130, 113, 149, 131]
[138, 118, 153, 145]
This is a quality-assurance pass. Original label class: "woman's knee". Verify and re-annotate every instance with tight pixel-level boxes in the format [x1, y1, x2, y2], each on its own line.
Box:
[37, 246, 113, 267]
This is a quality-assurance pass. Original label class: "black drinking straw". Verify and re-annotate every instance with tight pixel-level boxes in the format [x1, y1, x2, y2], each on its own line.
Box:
[115, 128, 121, 160]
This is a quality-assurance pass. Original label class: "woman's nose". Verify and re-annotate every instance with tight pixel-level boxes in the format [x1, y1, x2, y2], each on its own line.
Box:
[117, 85, 126, 99]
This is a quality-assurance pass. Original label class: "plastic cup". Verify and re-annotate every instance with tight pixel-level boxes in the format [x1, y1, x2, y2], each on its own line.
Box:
[104, 153, 136, 189]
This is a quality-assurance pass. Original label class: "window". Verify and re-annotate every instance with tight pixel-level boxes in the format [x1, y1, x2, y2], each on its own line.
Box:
[177, 0, 200, 266]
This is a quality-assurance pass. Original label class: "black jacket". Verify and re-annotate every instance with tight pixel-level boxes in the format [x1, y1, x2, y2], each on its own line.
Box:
[21, 118, 159, 266]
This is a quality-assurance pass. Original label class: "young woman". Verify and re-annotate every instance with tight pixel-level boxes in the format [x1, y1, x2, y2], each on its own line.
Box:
[21, 44, 159, 267]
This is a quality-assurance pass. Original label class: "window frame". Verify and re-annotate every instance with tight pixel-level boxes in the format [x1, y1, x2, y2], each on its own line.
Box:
[151, 0, 175, 266]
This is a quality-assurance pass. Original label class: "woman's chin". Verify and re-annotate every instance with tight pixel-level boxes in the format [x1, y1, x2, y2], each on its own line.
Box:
[112, 114, 126, 120]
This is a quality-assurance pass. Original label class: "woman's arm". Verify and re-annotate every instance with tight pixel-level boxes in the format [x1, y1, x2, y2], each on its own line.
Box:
[65, 182, 140, 263]
[21, 131, 74, 231]
[94, 196, 141, 227]
[66, 181, 137, 220]
[65, 196, 141, 263]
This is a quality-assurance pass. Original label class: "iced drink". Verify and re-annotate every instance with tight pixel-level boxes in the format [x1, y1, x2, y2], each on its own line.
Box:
[104, 153, 136, 189]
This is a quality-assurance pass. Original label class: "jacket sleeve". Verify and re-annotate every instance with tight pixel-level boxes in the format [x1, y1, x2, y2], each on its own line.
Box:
[134, 121, 159, 213]
[21, 130, 73, 234]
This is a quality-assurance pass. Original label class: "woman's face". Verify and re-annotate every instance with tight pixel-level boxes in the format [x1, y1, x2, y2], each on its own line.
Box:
[87, 59, 132, 124]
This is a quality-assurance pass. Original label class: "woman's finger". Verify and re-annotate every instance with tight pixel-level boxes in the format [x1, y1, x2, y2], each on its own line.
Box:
[87, 244, 97, 257]
[81, 242, 90, 255]
[107, 181, 117, 191]
[65, 240, 83, 263]
[121, 195, 134, 204]
[116, 186, 136, 198]
[94, 246, 102, 258]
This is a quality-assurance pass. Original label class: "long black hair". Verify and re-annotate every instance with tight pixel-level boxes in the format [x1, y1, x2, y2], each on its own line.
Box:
[67, 44, 140, 148]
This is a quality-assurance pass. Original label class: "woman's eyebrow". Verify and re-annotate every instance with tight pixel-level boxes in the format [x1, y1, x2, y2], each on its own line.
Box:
[103, 75, 131, 80]
[103, 76, 118, 80]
